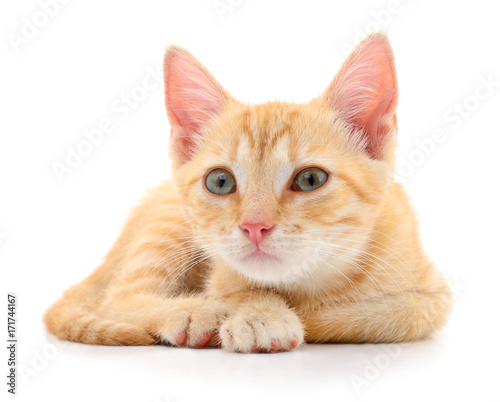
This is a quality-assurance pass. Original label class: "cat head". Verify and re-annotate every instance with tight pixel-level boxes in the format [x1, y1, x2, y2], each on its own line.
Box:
[163, 33, 398, 285]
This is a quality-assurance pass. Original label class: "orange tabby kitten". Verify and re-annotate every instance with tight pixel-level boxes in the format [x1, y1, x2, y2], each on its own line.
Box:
[45, 33, 452, 352]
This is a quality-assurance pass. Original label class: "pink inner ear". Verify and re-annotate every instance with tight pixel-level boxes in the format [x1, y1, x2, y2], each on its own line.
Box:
[164, 46, 230, 161]
[325, 34, 398, 159]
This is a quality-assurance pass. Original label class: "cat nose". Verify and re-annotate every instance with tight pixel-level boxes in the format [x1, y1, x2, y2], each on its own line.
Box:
[240, 223, 274, 246]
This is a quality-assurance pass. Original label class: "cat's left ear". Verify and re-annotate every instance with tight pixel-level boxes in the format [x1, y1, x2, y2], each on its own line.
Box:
[322, 33, 398, 160]
[164, 46, 233, 163]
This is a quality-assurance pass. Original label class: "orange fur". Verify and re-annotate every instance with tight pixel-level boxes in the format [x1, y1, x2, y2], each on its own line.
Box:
[45, 33, 452, 352]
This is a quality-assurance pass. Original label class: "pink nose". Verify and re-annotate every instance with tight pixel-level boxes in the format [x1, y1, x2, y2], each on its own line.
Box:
[240, 223, 274, 246]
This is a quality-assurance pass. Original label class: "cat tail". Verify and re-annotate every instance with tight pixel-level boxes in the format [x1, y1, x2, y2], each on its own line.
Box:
[44, 281, 156, 346]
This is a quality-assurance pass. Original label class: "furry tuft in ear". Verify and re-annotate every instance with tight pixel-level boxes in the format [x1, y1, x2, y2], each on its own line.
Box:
[323, 32, 398, 160]
[163, 45, 233, 163]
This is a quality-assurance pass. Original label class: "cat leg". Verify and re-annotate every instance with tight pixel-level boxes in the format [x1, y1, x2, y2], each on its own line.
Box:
[302, 290, 452, 343]
[95, 270, 229, 348]
[44, 279, 157, 346]
[216, 291, 305, 353]
[45, 224, 226, 346]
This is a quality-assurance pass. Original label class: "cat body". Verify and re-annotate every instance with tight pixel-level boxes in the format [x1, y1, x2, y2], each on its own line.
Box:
[45, 33, 452, 352]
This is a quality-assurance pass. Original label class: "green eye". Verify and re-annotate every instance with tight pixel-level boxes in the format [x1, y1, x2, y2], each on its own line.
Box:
[292, 167, 328, 192]
[205, 168, 236, 195]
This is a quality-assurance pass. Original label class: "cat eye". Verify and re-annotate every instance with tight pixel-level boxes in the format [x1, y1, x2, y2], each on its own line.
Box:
[205, 168, 236, 195]
[292, 167, 328, 192]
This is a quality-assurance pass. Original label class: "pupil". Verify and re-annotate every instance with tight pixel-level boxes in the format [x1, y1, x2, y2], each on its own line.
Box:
[305, 172, 314, 186]
[218, 173, 226, 187]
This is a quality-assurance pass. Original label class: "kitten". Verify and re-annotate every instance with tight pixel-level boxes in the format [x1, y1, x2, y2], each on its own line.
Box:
[45, 33, 452, 352]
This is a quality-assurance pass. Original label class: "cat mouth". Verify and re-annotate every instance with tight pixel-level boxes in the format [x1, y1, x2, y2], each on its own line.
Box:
[242, 249, 282, 264]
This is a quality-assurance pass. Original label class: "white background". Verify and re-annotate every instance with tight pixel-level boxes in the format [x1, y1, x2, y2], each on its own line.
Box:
[1, 1, 500, 401]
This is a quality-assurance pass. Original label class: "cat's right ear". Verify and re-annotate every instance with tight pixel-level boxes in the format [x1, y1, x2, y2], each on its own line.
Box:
[164, 46, 233, 163]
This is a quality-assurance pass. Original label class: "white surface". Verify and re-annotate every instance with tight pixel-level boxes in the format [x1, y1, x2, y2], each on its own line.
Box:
[1, 0, 500, 401]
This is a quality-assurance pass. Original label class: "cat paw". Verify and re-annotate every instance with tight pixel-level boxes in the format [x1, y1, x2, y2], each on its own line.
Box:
[219, 306, 304, 353]
[158, 299, 227, 348]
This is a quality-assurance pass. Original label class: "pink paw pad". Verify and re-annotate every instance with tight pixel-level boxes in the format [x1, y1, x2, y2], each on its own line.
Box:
[271, 338, 281, 352]
[290, 334, 300, 349]
[195, 332, 212, 348]
[174, 331, 187, 346]
[251, 345, 263, 353]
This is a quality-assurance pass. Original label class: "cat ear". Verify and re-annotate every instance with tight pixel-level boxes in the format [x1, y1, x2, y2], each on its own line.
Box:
[323, 33, 398, 160]
[164, 45, 233, 163]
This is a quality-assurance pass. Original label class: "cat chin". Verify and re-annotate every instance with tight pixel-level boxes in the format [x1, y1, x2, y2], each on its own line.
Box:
[229, 256, 312, 285]
[241, 249, 282, 264]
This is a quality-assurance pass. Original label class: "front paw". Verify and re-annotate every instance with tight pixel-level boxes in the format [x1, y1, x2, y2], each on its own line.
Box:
[220, 306, 304, 353]
[158, 298, 227, 348]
